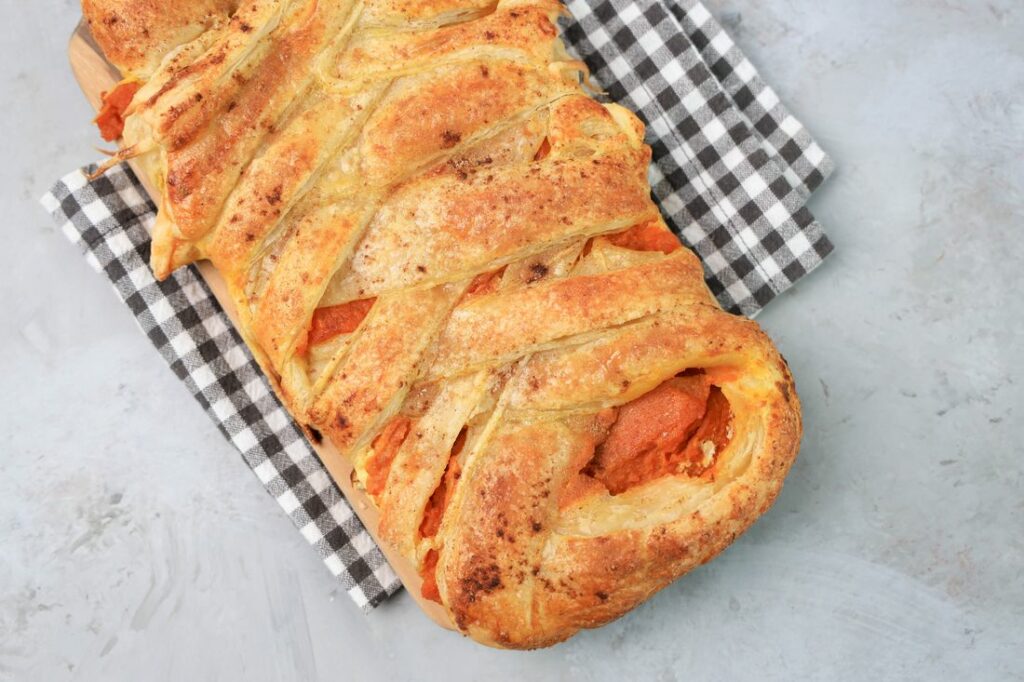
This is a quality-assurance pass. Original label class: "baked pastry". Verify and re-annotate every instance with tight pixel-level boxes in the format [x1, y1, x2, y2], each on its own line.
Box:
[81, 0, 802, 648]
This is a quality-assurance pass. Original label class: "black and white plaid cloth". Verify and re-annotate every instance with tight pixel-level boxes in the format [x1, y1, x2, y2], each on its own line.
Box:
[564, 0, 833, 313]
[42, 0, 832, 611]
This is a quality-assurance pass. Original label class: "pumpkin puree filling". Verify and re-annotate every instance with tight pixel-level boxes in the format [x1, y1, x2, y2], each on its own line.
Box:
[419, 427, 467, 603]
[561, 371, 734, 508]
[365, 416, 412, 496]
[606, 221, 681, 255]
[95, 80, 140, 141]
[298, 297, 377, 355]
[464, 266, 507, 299]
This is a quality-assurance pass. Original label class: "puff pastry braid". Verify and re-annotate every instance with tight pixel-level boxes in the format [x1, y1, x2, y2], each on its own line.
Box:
[83, 0, 802, 648]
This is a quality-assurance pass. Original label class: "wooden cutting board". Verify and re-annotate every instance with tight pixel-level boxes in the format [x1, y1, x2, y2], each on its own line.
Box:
[68, 20, 453, 630]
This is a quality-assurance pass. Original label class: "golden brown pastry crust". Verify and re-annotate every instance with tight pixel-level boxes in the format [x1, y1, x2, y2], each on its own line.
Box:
[81, 0, 802, 649]
[83, 0, 239, 78]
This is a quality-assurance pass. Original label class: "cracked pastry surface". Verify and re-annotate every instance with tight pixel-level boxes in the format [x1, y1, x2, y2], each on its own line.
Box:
[82, 0, 802, 649]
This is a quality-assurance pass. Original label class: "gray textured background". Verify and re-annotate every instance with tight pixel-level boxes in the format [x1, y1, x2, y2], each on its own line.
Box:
[1, 0, 1022, 680]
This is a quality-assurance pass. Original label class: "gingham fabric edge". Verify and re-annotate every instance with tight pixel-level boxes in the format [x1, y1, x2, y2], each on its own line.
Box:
[40, 165, 402, 612]
[670, 0, 835, 198]
[563, 0, 834, 315]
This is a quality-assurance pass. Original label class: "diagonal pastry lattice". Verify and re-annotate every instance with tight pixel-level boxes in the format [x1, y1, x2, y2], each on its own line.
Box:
[82, 0, 802, 648]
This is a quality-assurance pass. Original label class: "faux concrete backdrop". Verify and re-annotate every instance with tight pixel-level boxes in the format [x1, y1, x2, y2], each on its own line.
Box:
[1, 0, 1021, 680]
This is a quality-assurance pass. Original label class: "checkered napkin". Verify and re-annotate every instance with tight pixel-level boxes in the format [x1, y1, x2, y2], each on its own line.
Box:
[42, 0, 832, 611]
[564, 0, 834, 314]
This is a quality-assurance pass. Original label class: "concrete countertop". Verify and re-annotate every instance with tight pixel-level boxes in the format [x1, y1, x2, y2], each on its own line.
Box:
[1, 1, 1021, 679]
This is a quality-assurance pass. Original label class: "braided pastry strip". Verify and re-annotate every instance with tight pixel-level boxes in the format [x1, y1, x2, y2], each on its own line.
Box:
[83, 0, 802, 648]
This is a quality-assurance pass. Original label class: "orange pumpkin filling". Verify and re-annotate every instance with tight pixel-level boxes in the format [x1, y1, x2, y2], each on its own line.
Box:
[298, 297, 376, 354]
[95, 81, 140, 142]
[607, 221, 681, 255]
[581, 221, 681, 262]
[421, 549, 441, 603]
[464, 266, 507, 299]
[533, 137, 552, 161]
[365, 416, 411, 496]
[561, 372, 733, 506]
[419, 427, 467, 603]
